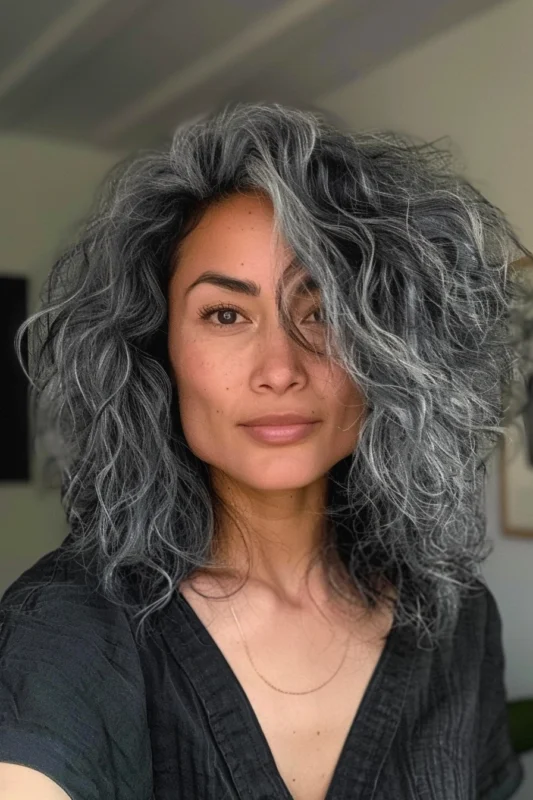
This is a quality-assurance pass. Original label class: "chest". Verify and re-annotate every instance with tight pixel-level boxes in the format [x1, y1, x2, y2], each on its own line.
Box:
[236, 645, 387, 800]
[178, 586, 392, 800]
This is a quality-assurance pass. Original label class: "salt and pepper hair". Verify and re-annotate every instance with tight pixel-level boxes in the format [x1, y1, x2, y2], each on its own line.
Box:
[15, 101, 533, 649]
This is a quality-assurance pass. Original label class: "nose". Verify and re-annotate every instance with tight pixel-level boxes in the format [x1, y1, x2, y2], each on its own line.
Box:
[251, 320, 309, 392]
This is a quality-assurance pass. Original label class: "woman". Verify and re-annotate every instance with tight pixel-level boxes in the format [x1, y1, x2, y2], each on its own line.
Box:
[0, 101, 531, 800]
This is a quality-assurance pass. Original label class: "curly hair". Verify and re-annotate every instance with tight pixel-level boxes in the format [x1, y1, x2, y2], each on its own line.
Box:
[14, 100, 533, 650]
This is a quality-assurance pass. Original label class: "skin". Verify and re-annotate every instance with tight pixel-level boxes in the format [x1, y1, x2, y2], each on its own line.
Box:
[167, 190, 367, 610]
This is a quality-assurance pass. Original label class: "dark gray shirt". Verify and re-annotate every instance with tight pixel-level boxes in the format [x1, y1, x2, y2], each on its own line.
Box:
[0, 537, 524, 800]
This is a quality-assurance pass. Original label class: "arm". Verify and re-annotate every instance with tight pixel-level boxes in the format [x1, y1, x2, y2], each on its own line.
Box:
[0, 763, 72, 799]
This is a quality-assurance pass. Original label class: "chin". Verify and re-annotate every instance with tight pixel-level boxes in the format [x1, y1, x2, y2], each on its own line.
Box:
[235, 464, 325, 492]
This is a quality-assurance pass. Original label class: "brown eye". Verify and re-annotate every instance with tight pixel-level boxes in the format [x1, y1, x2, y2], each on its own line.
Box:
[198, 303, 246, 327]
[215, 309, 237, 325]
[305, 306, 324, 324]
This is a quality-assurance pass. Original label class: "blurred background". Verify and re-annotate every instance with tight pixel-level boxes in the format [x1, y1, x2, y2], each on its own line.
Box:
[1, 0, 532, 795]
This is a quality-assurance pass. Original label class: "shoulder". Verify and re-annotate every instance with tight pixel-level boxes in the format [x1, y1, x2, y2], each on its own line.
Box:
[0, 532, 148, 695]
[2, 534, 133, 635]
[411, 579, 503, 689]
[2, 533, 110, 608]
[455, 578, 504, 658]
[0, 534, 145, 691]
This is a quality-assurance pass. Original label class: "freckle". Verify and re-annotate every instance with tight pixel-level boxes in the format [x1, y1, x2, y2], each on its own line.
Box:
[317, 730, 320, 735]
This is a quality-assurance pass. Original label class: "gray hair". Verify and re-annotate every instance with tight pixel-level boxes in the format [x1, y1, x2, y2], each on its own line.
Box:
[15, 101, 533, 649]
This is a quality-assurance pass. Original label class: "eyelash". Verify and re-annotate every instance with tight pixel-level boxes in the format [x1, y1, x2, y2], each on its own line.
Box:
[197, 302, 324, 328]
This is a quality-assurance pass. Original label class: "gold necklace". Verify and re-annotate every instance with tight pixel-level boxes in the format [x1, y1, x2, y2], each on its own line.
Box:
[229, 602, 352, 695]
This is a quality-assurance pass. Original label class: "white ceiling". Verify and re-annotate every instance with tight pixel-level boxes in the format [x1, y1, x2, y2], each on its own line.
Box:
[0, 0, 508, 153]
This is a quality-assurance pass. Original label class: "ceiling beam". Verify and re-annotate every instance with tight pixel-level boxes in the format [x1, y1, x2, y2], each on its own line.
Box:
[93, 0, 336, 147]
[0, 0, 115, 102]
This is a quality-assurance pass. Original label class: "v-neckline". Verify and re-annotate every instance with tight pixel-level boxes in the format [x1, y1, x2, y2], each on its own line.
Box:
[160, 589, 417, 800]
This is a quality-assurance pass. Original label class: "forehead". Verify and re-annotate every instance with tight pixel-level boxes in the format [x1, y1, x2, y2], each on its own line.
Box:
[171, 192, 318, 296]
[178, 192, 278, 258]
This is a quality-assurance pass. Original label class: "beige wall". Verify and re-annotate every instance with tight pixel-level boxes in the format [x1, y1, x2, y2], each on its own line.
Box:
[318, 0, 533, 794]
[319, 0, 533, 253]
[0, 133, 119, 586]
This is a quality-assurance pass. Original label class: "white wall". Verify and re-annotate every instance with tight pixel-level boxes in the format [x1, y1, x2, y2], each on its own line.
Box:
[318, 0, 533, 794]
[0, 133, 119, 589]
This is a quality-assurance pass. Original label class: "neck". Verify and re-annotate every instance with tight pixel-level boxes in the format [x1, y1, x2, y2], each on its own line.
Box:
[209, 470, 330, 602]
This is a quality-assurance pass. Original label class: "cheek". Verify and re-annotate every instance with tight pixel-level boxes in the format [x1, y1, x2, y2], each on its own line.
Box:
[175, 358, 221, 413]
[174, 376, 225, 463]
[319, 363, 365, 408]
[325, 368, 367, 441]
[170, 345, 239, 442]
[171, 335, 216, 395]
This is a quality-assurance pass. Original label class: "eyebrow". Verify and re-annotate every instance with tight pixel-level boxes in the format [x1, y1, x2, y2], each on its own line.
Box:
[184, 267, 319, 299]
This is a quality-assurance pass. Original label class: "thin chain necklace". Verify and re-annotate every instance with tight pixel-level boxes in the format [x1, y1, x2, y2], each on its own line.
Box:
[229, 602, 352, 695]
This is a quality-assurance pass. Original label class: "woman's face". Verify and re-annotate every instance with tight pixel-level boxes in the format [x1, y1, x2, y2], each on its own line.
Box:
[167, 191, 366, 493]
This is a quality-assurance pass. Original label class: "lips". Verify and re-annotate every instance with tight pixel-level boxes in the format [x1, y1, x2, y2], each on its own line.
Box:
[240, 413, 319, 426]
[240, 419, 321, 444]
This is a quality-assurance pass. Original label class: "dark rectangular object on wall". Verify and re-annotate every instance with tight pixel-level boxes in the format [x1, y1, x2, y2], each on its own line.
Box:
[0, 276, 30, 481]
